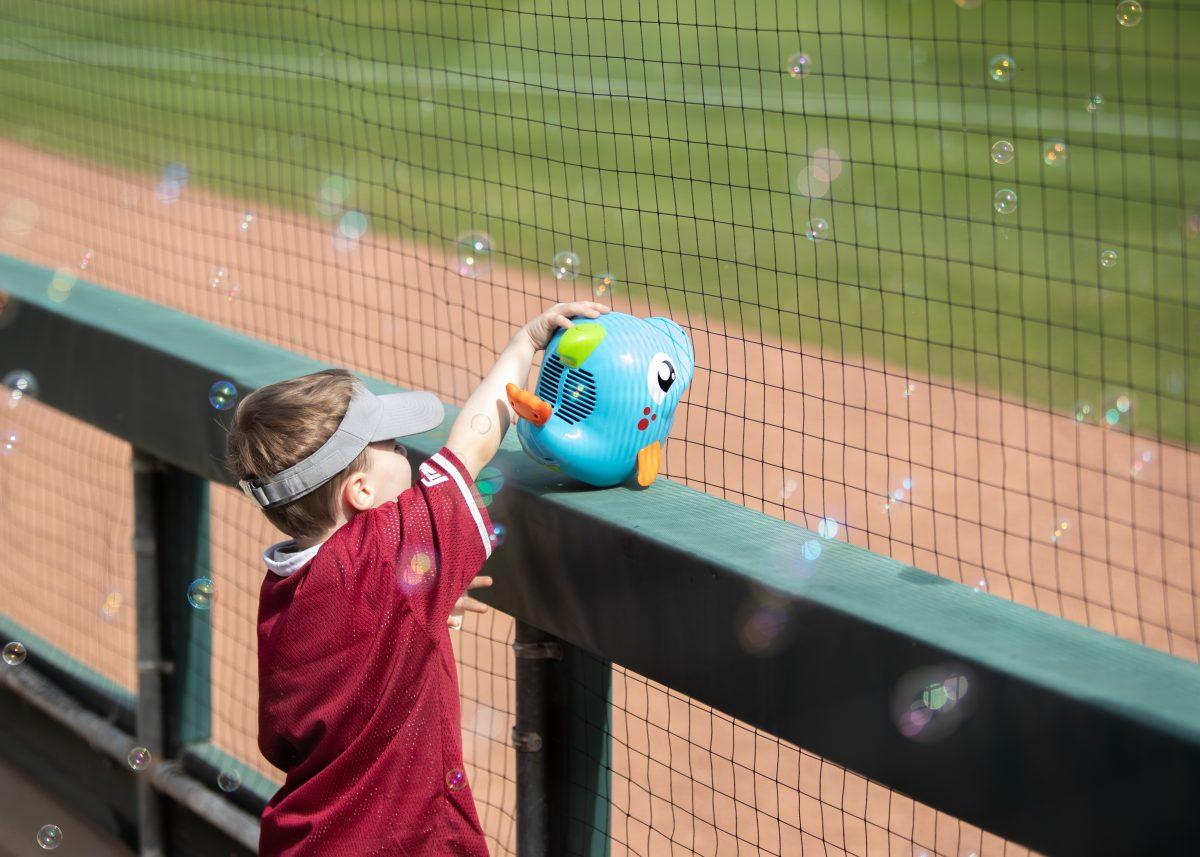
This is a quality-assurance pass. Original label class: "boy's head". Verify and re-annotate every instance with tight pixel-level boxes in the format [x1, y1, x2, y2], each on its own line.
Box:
[225, 369, 443, 541]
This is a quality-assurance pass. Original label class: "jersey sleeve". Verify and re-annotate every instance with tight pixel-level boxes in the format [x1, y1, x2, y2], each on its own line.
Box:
[394, 446, 494, 634]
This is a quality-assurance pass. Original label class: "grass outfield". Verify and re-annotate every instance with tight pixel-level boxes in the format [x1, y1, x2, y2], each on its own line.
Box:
[0, 0, 1197, 442]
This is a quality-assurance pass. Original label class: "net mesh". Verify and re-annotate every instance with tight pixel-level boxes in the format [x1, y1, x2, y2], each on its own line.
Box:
[1, 0, 1196, 853]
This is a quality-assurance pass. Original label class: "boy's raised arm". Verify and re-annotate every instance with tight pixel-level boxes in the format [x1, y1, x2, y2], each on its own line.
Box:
[445, 301, 609, 480]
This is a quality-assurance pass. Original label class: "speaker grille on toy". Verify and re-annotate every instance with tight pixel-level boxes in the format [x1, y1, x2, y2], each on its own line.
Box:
[537, 353, 597, 425]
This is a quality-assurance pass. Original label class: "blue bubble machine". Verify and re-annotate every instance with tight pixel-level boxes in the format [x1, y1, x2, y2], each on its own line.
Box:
[506, 311, 695, 488]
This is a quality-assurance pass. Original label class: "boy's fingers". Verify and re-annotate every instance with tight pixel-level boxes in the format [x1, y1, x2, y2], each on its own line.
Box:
[461, 597, 490, 614]
[467, 576, 494, 590]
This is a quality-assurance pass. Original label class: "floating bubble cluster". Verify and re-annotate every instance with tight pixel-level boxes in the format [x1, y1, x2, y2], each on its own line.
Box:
[988, 54, 1015, 83]
[490, 524, 506, 548]
[79, 249, 94, 271]
[805, 218, 830, 241]
[1051, 519, 1070, 543]
[238, 211, 255, 233]
[990, 140, 1014, 165]
[1, 429, 18, 457]
[208, 380, 238, 411]
[892, 665, 974, 743]
[1116, 1, 1143, 27]
[993, 188, 1018, 215]
[1100, 249, 1119, 269]
[127, 747, 152, 771]
[217, 770, 242, 792]
[187, 577, 214, 610]
[455, 232, 494, 278]
[973, 578, 989, 594]
[882, 477, 914, 514]
[1075, 402, 1093, 422]
[3, 369, 37, 410]
[1043, 140, 1068, 167]
[3, 641, 27, 665]
[1086, 94, 1104, 113]
[785, 52, 812, 79]
[592, 272, 615, 299]
[208, 266, 239, 301]
[1131, 449, 1154, 477]
[817, 516, 839, 540]
[36, 824, 62, 850]
[551, 250, 580, 281]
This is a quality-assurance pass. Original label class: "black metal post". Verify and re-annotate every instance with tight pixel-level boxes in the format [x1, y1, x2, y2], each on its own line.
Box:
[513, 621, 562, 856]
[132, 450, 167, 857]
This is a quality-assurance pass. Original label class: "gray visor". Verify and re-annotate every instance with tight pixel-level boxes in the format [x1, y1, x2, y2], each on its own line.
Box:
[238, 386, 444, 509]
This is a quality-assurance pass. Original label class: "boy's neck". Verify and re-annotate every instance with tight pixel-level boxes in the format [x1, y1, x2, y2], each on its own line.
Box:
[294, 510, 351, 551]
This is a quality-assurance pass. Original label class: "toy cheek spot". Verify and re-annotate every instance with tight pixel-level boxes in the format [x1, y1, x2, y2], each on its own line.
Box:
[643, 406, 651, 415]
[651, 414, 657, 421]
[637, 418, 649, 431]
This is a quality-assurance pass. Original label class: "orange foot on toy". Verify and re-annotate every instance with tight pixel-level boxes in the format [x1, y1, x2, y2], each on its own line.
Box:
[506, 383, 553, 426]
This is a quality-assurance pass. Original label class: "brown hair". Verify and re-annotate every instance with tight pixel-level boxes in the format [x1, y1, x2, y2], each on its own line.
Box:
[225, 369, 371, 540]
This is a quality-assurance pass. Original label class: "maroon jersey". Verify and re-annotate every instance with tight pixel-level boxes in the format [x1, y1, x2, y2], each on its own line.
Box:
[256, 446, 494, 855]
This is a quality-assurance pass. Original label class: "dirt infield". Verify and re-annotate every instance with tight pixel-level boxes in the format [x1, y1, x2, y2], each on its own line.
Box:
[3, 137, 1195, 854]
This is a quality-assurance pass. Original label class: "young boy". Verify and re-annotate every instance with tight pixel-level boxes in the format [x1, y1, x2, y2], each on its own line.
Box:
[226, 300, 609, 856]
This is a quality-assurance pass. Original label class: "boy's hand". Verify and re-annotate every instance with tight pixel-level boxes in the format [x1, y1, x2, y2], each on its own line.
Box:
[449, 576, 493, 631]
[522, 302, 610, 351]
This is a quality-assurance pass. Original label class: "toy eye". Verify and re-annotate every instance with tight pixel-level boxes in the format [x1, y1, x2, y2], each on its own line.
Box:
[646, 353, 676, 404]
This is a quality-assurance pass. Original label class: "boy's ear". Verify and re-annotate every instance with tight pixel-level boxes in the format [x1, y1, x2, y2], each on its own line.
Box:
[342, 470, 375, 512]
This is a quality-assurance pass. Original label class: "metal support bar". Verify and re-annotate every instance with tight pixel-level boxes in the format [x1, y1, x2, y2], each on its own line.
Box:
[513, 621, 552, 857]
[0, 659, 259, 852]
[132, 450, 166, 857]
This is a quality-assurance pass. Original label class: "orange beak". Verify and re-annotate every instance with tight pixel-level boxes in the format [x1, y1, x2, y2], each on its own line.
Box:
[506, 383, 553, 426]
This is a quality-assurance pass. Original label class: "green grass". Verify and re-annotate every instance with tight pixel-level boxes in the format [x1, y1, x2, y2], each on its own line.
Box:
[1, 0, 1198, 442]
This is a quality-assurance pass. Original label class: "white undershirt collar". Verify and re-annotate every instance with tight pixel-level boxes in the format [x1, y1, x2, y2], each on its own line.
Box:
[262, 539, 324, 578]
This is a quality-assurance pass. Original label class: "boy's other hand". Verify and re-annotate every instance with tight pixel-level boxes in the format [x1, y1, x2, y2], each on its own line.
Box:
[449, 576, 494, 630]
[523, 301, 610, 351]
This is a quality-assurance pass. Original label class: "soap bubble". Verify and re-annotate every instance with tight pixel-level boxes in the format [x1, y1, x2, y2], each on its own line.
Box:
[808, 148, 842, 182]
[903, 382, 916, 398]
[337, 210, 368, 241]
[785, 52, 812, 79]
[802, 539, 822, 561]
[1043, 140, 1068, 166]
[1100, 249, 1119, 268]
[1131, 449, 1154, 477]
[238, 211, 255, 233]
[401, 551, 436, 589]
[3, 370, 37, 410]
[737, 595, 793, 655]
[954, 0, 981, 7]
[892, 665, 974, 743]
[36, 824, 62, 850]
[1116, 1, 1143, 27]
[988, 54, 1015, 83]
[1086, 94, 1104, 113]
[456, 232, 494, 278]
[990, 140, 1014, 165]
[208, 380, 238, 411]
[1075, 402, 1093, 422]
[805, 218, 830, 241]
[476, 465, 506, 508]
[592, 272, 616, 299]
[993, 188, 1018, 214]
[47, 267, 77, 303]
[217, 770, 242, 792]
[127, 747, 152, 771]
[3, 641, 27, 665]
[446, 767, 467, 791]
[315, 174, 351, 217]
[0, 198, 39, 241]
[155, 161, 189, 204]
[79, 249, 94, 271]
[100, 590, 123, 621]
[551, 250, 580, 281]
[490, 524, 506, 548]
[1050, 520, 1071, 543]
[794, 168, 831, 199]
[817, 516, 840, 539]
[208, 266, 238, 301]
[470, 413, 492, 435]
[187, 578, 214, 610]
[1, 429, 19, 457]
[1115, 394, 1131, 413]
